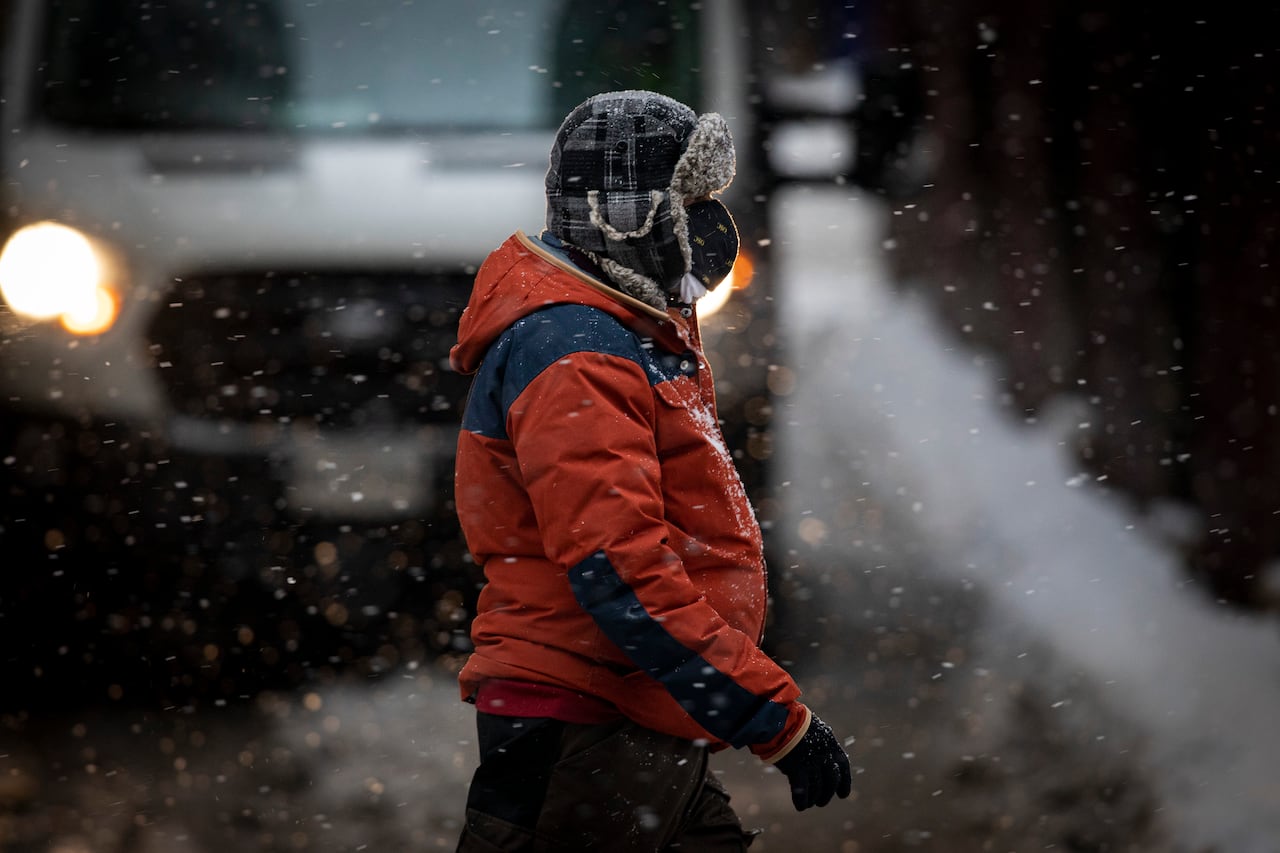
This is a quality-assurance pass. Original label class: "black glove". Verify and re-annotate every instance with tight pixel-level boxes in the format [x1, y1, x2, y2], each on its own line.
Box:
[774, 713, 852, 811]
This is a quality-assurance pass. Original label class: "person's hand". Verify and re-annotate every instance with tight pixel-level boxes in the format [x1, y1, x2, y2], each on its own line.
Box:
[773, 713, 852, 811]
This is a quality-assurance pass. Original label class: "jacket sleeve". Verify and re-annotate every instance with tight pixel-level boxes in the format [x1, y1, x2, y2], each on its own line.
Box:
[507, 347, 808, 759]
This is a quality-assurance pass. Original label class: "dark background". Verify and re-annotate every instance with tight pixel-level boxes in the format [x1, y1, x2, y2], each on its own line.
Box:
[758, 0, 1280, 609]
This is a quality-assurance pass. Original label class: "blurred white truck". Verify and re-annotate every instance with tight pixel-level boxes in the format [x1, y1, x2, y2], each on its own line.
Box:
[0, 0, 773, 693]
[0, 0, 760, 520]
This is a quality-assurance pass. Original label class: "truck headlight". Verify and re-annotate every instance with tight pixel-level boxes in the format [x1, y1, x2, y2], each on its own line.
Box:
[0, 221, 120, 335]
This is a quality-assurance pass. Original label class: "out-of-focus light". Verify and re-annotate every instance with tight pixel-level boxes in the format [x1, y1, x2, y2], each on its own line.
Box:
[60, 286, 118, 335]
[697, 277, 733, 317]
[767, 119, 855, 179]
[697, 247, 755, 318]
[0, 221, 120, 334]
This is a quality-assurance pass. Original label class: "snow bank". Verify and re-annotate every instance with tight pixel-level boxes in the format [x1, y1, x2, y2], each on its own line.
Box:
[773, 184, 1280, 853]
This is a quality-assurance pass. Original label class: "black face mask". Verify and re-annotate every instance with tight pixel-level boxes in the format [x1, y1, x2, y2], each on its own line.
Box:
[686, 199, 739, 289]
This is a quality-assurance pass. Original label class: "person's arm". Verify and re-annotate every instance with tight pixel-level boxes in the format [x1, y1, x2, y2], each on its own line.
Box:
[508, 342, 805, 758]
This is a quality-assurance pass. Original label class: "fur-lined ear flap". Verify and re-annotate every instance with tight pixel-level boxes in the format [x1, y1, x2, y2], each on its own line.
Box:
[669, 112, 736, 203]
[669, 113, 737, 282]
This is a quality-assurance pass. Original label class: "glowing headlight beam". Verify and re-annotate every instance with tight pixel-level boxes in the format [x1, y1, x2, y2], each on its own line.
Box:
[60, 286, 118, 336]
[697, 248, 755, 318]
[0, 221, 119, 334]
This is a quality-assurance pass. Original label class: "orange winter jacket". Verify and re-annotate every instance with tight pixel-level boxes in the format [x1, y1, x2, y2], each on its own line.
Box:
[450, 230, 810, 762]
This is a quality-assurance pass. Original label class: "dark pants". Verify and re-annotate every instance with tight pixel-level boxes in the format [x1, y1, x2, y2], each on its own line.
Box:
[457, 713, 755, 852]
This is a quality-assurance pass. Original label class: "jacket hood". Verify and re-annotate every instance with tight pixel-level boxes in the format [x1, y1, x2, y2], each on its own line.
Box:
[450, 231, 684, 376]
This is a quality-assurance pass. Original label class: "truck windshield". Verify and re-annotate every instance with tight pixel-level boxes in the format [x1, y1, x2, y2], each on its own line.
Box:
[35, 0, 701, 133]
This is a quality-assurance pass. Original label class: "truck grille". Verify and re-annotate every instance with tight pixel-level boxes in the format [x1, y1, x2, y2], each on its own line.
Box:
[146, 270, 473, 430]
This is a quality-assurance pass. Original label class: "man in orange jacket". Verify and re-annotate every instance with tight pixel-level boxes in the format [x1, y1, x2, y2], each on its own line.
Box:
[451, 90, 850, 852]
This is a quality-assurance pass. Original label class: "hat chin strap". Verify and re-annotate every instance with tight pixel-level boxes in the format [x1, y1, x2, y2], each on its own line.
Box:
[587, 189, 665, 241]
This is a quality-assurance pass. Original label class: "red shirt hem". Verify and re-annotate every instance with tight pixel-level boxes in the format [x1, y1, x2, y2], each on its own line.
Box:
[473, 678, 623, 725]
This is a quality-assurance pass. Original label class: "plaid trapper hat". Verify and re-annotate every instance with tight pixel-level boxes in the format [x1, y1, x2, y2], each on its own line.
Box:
[546, 90, 736, 309]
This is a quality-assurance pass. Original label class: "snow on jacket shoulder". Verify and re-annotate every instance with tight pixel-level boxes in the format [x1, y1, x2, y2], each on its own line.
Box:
[450, 231, 809, 761]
